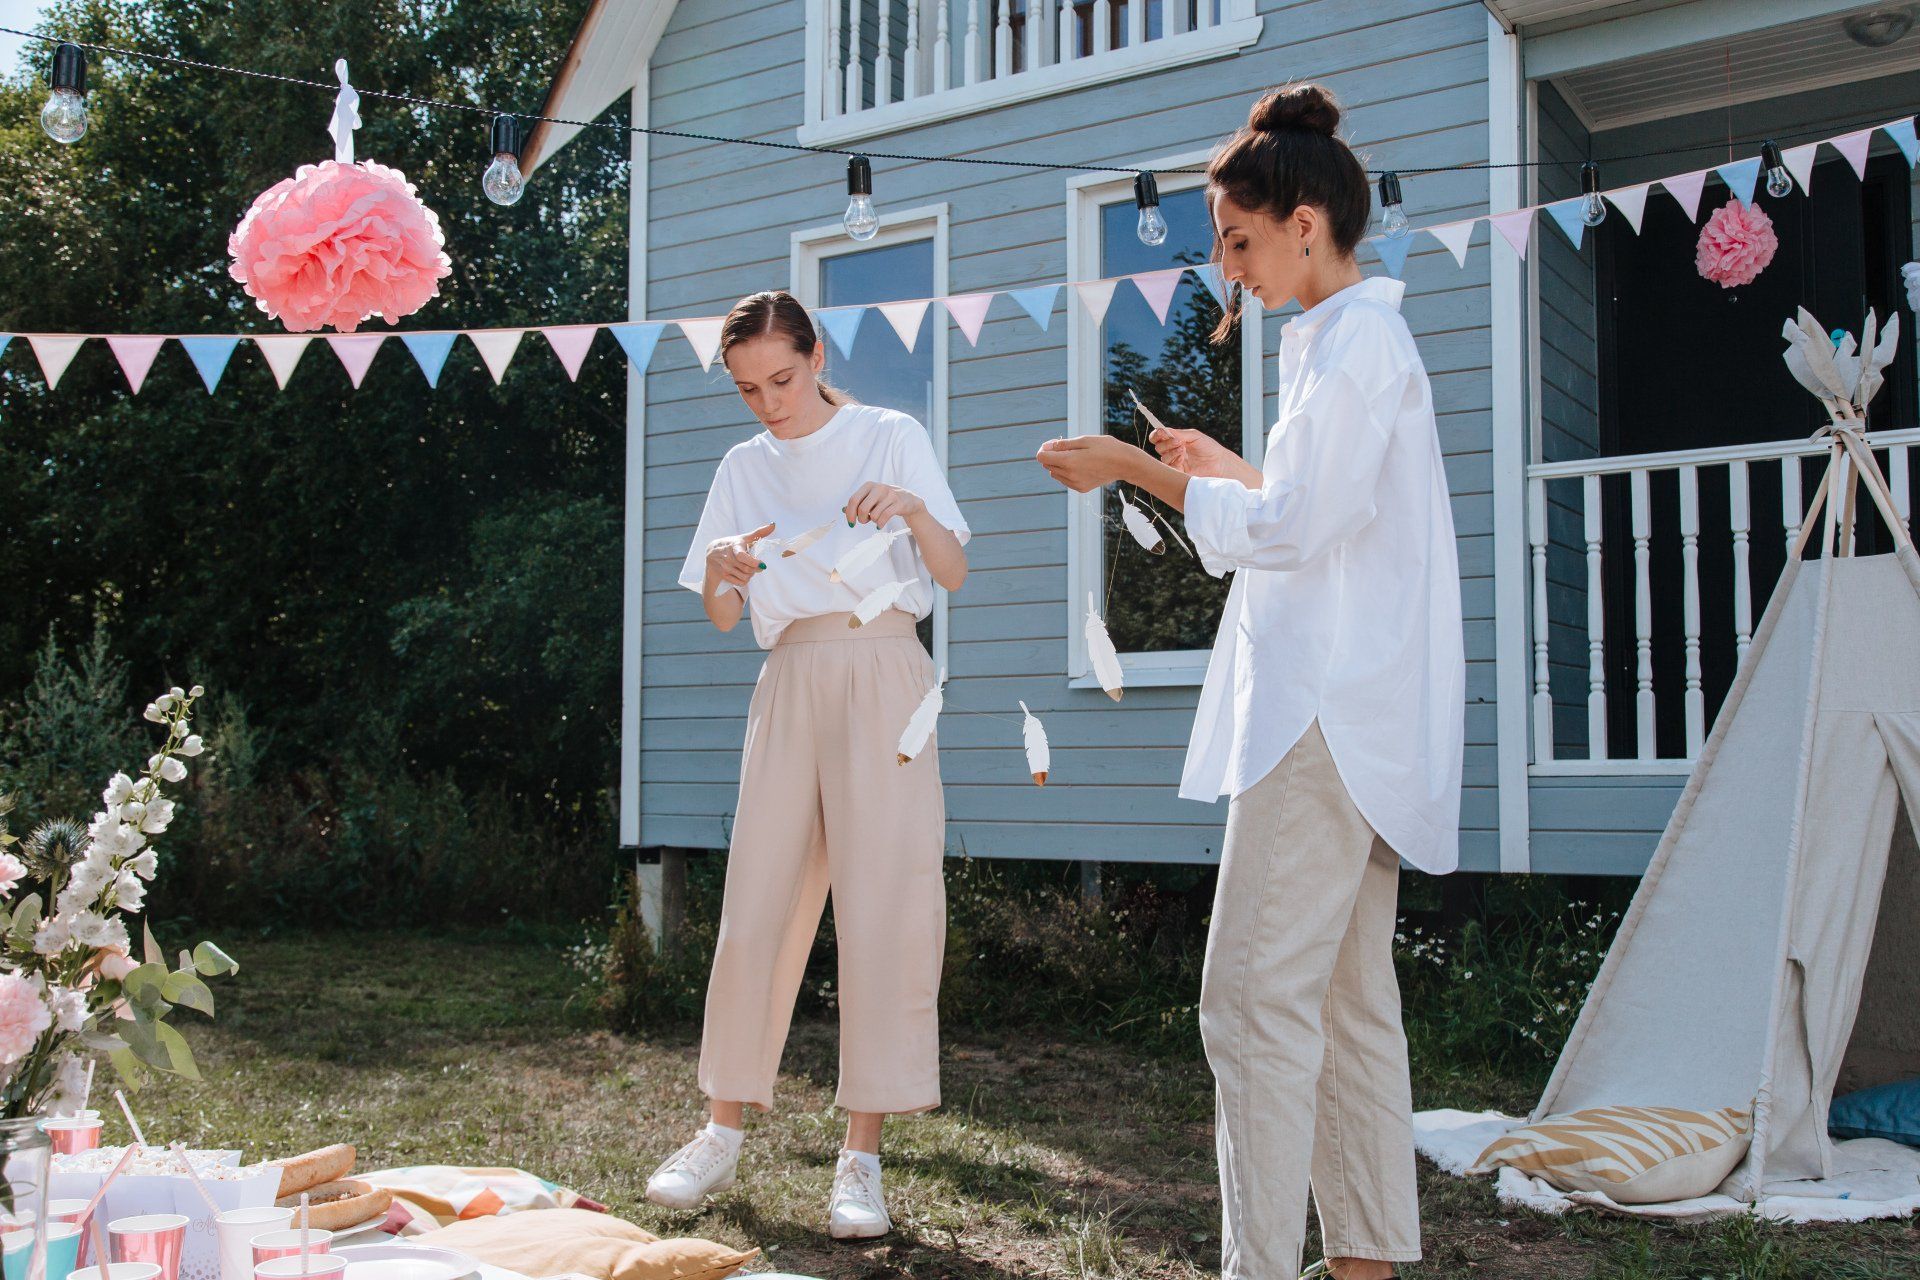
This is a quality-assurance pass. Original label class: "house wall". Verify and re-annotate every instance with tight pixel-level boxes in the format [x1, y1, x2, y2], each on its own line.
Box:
[634, 0, 1506, 867]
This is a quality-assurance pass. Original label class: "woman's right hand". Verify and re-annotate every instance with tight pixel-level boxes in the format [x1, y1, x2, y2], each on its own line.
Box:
[1150, 426, 1240, 480]
[707, 522, 775, 590]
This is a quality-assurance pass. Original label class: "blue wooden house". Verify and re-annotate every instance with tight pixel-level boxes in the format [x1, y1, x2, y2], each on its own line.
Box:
[526, 0, 1920, 876]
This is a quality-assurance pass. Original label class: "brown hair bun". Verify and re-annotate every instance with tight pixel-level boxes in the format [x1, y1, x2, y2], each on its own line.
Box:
[1248, 83, 1342, 138]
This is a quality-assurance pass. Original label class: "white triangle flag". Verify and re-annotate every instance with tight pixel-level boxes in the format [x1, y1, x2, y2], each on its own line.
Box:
[1832, 127, 1875, 181]
[106, 336, 166, 394]
[253, 335, 313, 390]
[877, 300, 931, 353]
[1661, 169, 1707, 221]
[28, 336, 85, 390]
[1605, 184, 1651, 234]
[1782, 142, 1818, 196]
[1428, 220, 1476, 268]
[467, 329, 525, 385]
[1074, 279, 1119, 326]
[1489, 208, 1533, 260]
[677, 317, 724, 371]
[326, 334, 387, 389]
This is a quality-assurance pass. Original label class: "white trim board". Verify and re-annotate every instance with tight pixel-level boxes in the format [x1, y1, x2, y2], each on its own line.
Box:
[619, 76, 651, 848]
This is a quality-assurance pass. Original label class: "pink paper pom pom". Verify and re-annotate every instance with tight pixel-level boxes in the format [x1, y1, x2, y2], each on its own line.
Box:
[228, 159, 452, 333]
[1695, 198, 1779, 289]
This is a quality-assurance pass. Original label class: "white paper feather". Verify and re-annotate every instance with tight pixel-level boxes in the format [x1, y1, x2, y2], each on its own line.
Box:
[1129, 388, 1172, 437]
[1118, 490, 1165, 554]
[1905, 262, 1920, 314]
[850, 579, 911, 628]
[1863, 310, 1900, 412]
[1084, 592, 1124, 702]
[1018, 700, 1051, 786]
[1148, 502, 1196, 559]
[780, 518, 837, 559]
[830, 527, 910, 583]
[717, 531, 778, 598]
[897, 670, 946, 765]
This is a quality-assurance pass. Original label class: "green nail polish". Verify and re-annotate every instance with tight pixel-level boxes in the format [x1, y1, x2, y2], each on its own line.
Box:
[757, 562, 767, 570]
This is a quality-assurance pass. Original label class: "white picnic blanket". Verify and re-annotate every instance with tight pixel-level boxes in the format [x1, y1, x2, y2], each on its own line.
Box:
[1414, 1109, 1920, 1224]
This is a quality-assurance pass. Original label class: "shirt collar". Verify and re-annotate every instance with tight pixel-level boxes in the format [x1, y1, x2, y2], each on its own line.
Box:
[1281, 275, 1406, 344]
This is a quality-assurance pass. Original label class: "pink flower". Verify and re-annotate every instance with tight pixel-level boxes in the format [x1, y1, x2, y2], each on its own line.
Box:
[0, 975, 51, 1065]
[97, 949, 139, 982]
[1696, 198, 1779, 289]
[228, 159, 452, 333]
[0, 853, 24, 899]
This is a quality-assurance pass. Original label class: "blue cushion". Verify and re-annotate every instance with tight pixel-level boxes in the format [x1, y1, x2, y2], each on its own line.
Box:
[1829, 1077, 1920, 1146]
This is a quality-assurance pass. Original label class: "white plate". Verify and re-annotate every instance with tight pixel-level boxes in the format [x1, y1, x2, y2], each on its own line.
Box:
[332, 1243, 479, 1280]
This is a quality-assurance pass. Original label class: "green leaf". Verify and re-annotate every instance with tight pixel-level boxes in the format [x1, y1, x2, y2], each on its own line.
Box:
[160, 971, 215, 1017]
[152, 1022, 199, 1080]
[108, 1046, 149, 1091]
[192, 941, 239, 977]
[9, 893, 41, 946]
[121, 963, 170, 1012]
[143, 922, 163, 967]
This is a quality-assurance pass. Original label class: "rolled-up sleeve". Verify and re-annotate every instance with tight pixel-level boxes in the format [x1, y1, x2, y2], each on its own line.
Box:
[1184, 363, 1400, 577]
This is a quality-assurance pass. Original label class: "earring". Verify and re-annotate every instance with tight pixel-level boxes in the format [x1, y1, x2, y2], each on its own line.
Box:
[1303, 244, 1311, 258]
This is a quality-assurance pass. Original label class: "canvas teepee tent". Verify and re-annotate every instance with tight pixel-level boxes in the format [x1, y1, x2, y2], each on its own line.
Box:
[1532, 425, 1920, 1205]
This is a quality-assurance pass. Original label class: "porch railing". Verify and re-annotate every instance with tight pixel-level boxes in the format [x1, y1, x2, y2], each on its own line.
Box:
[1526, 429, 1920, 771]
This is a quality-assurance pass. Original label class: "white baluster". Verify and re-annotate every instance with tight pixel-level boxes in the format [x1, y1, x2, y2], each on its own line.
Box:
[996, 0, 1012, 77]
[1730, 459, 1752, 665]
[876, 0, 893, 105]
[1680, 465, 1703, 757]
[827, 0, 845, 117]
[1125, 0, 1143, 48]
[935, 0, 951, 90]
[1170, 0, 1188, 35]
[1530, 477, 1553, 764]
[1193, 0, 1213, 31]
[1026, 0, 1041, 70]
[965, 0, 981, 84]
[1631, 468, 1655, 760]
[1893, 444, 1912, 535]
[1585, 474, 1607, 759]
[1782, 453, 1803, 554]
[1094, 0, 1111, 52]
[1059, 0, 1076, 61]
[845, 0, 865, 112]
[905, 0, 921, 98]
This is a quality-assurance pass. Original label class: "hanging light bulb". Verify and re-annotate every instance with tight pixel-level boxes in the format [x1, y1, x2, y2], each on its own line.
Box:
[1377, 170, 1409, 238]
[483, 114, 525, 206]
[1579, 161, 1607, 228]
[1134, 172, 1168, 246]
[844, 155, 878, 241]
[1760, 139, 1794, 199]
[40, 42, 88, 144]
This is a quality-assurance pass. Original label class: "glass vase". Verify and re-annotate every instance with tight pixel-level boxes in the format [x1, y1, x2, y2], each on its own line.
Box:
[0, 1117, 54, 1280]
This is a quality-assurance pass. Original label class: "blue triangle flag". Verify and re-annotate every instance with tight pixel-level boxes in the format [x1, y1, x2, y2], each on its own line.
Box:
[609, 322, 665, 372]
[1887, 117, 1920, 169]
[1193, 262, 1232, 313]
[1543, 199, 1588, 250]
[178, 336, 240, 393]
[816, 308, 865, 360]
[401, 333, 458, 388]
[1716, 156, 1762, 208]
[1371, 235, 1413, 279]
[0, 336, 10, 363]
[1007, 285, 1061, 331]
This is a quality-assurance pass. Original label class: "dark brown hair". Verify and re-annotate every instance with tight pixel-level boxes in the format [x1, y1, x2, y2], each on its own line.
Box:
[718, 289, 851, 406]
[1207, 83, 1372, 341]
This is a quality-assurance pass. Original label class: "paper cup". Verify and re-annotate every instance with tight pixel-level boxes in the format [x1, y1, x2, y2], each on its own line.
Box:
[215, 1211, 291, 1280]
[70, 1265, 162, 1280]
[0, 1212, 33, 1237]
[252, 1258, 346, 1280]
[245, 1233, 331, 1269]
[47, 1201, 92, 1268]
[4, 1222, 83, 1280]
[107, 1215, 187, 1280]
[42, 1118, 103, 1157]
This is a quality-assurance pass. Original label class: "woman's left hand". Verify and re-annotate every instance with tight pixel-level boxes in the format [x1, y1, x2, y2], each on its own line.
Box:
[1036, 435, 1143, 493]
[845, 482, 927, 527]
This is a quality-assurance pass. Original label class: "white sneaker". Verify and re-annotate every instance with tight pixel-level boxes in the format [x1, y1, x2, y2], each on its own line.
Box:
[645, 1128, 739, 1210]
[828, 1150, 891, 1240]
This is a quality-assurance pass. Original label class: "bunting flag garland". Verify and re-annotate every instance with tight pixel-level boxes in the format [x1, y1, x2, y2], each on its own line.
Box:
[943, 293, 994, 346]
[816, 308, 864, 360]
[1074, 279, 1119, 326]
[677, 317, 723, 371]
[1782, 142, 1819, 195]
[467, 329, 524, 384]
[1832, 127, 1875, 181]
[28, 336, 84, 390]
[1131, 267, 1186, 324]
[1193, 262, 1232, 314]
[1543, 200, 1589, 251]
[401, 331, 458, 387]
[179, 336, 239, 393]
[1007, 284, 1061, 331]
[1606, 184, 1651, 235]
[1887, 118, 1920, 169]
[878, 299, 931, 353]
[1716, 156, 1762, 208]
[1489, 208, 1534, 260]
[106, 335, 165, 393]
[608, 322, 664, 373]
[1662, 169, 1707, 221]
[1430, 220, 1475, 268]
[326, 333, 386, 389]
[253, 334, 311, 389]
[1372, 233, 1413, 280]
[541, 325, 599, 381]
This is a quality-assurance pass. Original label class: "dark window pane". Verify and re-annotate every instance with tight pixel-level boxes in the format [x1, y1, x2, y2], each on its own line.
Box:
[819, 239, 936, 423]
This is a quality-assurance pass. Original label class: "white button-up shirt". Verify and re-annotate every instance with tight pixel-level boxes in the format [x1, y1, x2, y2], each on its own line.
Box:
[1179, 276, 1464, 875]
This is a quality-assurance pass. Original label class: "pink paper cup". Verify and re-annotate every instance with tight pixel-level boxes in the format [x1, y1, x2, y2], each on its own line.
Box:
[71, 1264, 163, 1280]
[252, 1257, 346, 1280]
[42, 1117, 103, 1156]
[48, 1200, 92, 1268]
[247, 1232, 333, 1269]
[107, 1215, 188, 1280]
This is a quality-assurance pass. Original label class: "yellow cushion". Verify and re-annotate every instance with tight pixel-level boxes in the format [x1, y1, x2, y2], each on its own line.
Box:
[1470, 1105, 1753, 1204]
[414, 1208, 757, 1280]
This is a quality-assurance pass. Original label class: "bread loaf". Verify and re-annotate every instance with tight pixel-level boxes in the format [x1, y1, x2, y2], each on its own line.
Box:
[264, 1144, 357, 1199]
[274, 1179, 392, 1232]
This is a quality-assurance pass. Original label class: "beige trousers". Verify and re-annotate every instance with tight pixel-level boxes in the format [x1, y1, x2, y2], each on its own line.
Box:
[697, 609, 947, 1116]
[1198, 720, 1422, 1278]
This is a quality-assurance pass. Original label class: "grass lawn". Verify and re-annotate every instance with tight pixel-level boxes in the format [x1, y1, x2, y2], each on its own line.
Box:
[125, 928, 1920, 1279]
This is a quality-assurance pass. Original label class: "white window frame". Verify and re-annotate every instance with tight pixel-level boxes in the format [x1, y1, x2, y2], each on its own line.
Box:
[1063, 153, 1264, 689]
[790, 203, 953, 674]
[797, 0, 1263, 149]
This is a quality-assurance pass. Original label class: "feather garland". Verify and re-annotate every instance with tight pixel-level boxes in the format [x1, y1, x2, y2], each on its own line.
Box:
[830, 527, 910, 583]
[1084, 592, 1124, 702]
[1128, 387, 1172, 437]
[1118, 490, 1166, 554]
[780, 518, 838, 558]
[1018, 700, 1050, 785]
[897, 669, 946, 765]
[850, 579, 911, 628]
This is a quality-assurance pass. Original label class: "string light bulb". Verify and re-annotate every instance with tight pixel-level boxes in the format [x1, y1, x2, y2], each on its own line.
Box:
[1134, 172, 1168, 246]
[1377, 170, 1409, 238]
[40, 42, 89, 144]
[1760, 140, 1794, 199]
[1579, 161, 1607, 228]
[483, 114, 525, 206]
[844, 155, 878, 241]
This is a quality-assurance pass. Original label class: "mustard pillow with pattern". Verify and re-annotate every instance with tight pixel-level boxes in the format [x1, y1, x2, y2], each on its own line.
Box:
[1470, 1105, 1753, 1204]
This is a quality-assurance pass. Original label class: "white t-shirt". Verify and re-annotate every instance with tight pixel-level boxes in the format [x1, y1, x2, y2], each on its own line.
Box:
[1179, 276, 1465, 875]
[678, 402, 971, 649]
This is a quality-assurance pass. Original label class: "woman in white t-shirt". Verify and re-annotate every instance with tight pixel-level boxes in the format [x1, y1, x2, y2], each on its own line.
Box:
[645, 290, 969, 1242]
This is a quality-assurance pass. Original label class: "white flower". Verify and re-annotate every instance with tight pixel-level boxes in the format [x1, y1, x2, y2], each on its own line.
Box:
[120, 799, 145, 827]
[112, 869, 146, 913]
[127, 850, 157, 881]
[149, 757, 187, 783]
[143, 702, 165, 723]
[169, 686, 184, 700]
[179, 735, 205, 758]
[189, 684, 204, 698]
[102, 773, 137, 809]
[47, 985, 86, 1034]
[137, 798, 174, 834]
[33, 916, 72, 956]
[69, 912, 129, 953]
[47, 1054, 89, 1115]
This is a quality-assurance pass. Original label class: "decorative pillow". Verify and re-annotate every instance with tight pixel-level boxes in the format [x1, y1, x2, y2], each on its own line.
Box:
[1830, 1076, 1920, 1147]
[415, 1208, 757, 1280]
[1470, 1105, 1752, 1204]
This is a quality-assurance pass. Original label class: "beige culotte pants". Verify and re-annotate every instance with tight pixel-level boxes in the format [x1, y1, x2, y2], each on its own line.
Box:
[1198, 720, 1422, 1279]
[697, 609, 946, 1116]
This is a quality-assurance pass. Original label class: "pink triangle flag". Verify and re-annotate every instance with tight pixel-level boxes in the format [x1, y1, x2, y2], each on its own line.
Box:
[1130, 267, 1186, 324]
[28, 336, 85, 390]
[878, 299, 931, 353]
[1075, 279, 1119, 326]
[943, 293, 994, 347]
[468, 329, 525, 385]
[326, 334, 387, 389]
[541, 325, 599, 381]
[1489, 208, 1533, 260]
[1782, 142, 1818, 195]
[253, 335, 313, 389]
[106, 336, 165, 394]
[677, 317, 724, 371]
[1605, 184, 1651, 234]
[1428, 220, 1476, 268]
[1832, 127, 1874, 181]
[1661, 170, 1707, 221]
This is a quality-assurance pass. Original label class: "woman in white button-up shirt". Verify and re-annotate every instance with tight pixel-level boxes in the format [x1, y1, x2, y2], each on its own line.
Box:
[1039, 85, 1463, 1280]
